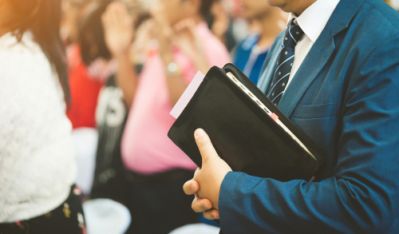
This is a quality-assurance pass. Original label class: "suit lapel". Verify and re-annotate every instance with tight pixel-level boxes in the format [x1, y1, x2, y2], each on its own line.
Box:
[278, 33, 336, 117]
[278, 0, 363, 118]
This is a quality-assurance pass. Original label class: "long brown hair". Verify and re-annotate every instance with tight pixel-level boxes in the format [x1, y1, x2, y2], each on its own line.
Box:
[9, 0, 70, 103]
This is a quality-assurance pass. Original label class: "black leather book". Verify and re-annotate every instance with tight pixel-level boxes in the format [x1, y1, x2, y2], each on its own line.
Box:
[168, 64, 323, 180]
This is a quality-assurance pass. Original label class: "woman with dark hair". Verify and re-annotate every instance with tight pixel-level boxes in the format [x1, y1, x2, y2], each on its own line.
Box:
[0, 0, 85, 233]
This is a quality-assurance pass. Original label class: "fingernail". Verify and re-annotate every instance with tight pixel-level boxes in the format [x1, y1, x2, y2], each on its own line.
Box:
[194, 128, 205, 139]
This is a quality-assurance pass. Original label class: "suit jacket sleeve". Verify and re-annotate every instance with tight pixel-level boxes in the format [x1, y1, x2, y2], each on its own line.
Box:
[219, 37, 399, 233]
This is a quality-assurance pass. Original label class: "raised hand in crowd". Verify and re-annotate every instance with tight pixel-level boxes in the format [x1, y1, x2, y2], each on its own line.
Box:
[102, 1, 135, 58]
[102, 1, 137, 107]
[149, 10, 210, 74]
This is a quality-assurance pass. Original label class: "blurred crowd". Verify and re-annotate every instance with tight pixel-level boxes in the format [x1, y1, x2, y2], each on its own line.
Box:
[61, 0, 399, 233]
[63, 0, 285, 129]
[63, 1, 287, 233]
[1, 0, 398, 233]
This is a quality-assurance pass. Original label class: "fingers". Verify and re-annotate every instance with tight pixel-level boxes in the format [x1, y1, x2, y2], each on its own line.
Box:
[102, 4, 111, 25]
[194, 129, 219, 164]
[183, 179, 199, 195]
[191, 195, 220, 220]
[203, 209, 220, 220]
[191, 196, 213, 213]
[103, 2, 132, 28]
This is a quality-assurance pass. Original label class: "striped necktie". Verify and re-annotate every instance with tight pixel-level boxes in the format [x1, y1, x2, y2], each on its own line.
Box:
[267, 19, 304, 105]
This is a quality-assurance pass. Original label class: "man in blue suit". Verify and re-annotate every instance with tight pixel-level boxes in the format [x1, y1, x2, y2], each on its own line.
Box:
[183, 0, 399, 233]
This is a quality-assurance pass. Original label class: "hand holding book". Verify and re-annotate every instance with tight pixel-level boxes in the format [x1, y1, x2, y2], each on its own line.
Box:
[183, 128, 231, 221]
[169, 63, 323, 181]
[177, 63, 324, 222]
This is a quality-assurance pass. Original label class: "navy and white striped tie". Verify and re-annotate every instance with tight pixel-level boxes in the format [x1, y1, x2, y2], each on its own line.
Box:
[267, 19, 304, 105]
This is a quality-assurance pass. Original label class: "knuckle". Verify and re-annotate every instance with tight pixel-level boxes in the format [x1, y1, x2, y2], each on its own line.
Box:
[203, 211, 213, 220]
[191, 201, 201, 213]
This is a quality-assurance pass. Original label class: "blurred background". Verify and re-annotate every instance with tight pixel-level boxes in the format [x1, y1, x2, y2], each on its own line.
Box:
[62, 0, 399, 233]
[64, 0, 287, 233]
[3, 0, 396, 233]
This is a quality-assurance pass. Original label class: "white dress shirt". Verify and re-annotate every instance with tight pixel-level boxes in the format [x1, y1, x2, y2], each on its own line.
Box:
[287, 0, 340, 86]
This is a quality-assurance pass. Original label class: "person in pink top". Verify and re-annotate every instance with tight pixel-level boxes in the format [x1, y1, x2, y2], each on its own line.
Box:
[102, 0, 230, 233]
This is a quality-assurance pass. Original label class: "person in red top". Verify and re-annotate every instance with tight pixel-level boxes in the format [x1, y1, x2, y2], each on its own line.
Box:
[66, 0, 114, 129]
[67, 45, 104, 129]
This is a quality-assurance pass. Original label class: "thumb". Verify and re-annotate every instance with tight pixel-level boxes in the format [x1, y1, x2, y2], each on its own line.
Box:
[194, 129, 219, 165]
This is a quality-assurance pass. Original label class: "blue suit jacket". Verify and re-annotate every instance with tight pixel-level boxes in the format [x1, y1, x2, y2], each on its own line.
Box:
[219, 0, 399, 233]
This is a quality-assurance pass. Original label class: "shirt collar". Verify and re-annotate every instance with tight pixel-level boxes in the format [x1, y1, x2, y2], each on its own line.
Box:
[289, 0, 340, 42]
